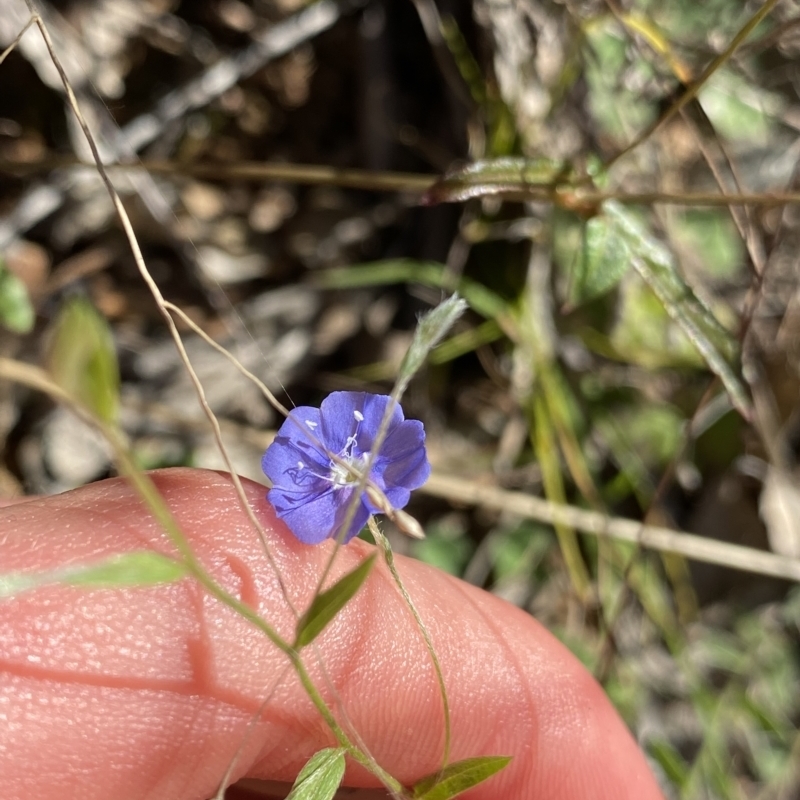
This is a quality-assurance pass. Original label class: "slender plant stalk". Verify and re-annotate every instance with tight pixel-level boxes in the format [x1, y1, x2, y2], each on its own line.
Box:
[19, 0, 294, 612]
[369, 518, 452, 769]
[9, 156, 800, 206]
[162, 301, 290, 417]
[0, 18, 35, 66]
[421, 472, 800, 583]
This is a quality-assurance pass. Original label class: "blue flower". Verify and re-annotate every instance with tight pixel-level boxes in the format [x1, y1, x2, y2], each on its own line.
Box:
[261, 391, 431, 544]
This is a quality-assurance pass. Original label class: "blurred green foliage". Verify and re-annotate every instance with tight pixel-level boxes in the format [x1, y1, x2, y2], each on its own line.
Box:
[332, 3, 800, 797]
[47, 296, 120, 424]
[0, 259, 35, 334]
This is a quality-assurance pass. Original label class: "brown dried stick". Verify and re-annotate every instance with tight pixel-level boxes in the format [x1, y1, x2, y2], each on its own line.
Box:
[422, 472, 800, 583]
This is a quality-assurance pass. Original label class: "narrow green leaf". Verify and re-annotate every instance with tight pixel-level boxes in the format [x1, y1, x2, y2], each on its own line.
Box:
[603, 201, 751, 419]
[567, 214, 633, 305]
[438, 18, 517, 156]
[396, 294, 467, 398]
[47, 296, 120, 423]
[423, 157, 568, 204]
[285, 748, 346, 800]
[313, 260, 508, 320]
[429, 319, 503, 365]
[413, 756, 512, 800]
[532, 393, 592, 601]
[0, 572, 41, 598]
[294, 554, 376, 649]
[64, 551, 188, 588]
[0, 262, 35, 333]
[647, 740, 689, 788]
[0, 551, 188, 599]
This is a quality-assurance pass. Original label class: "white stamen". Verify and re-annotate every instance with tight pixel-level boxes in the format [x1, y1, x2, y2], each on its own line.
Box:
[329, 452, 369, 488]
[305, 420, 318, 429]
[353, 410, 364, 422]
[297, 461, 305, 470]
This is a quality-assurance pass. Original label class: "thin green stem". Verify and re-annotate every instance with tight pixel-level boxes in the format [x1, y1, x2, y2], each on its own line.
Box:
[290, 651, 409, 797]
[369, 518, 452, 769]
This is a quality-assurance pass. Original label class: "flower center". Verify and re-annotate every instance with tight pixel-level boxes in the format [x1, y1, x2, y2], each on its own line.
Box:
[329, 452, 369, 487]
[327, 408, 369, 488]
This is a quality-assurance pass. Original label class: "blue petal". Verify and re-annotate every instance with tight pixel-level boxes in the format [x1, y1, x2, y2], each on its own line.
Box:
[356, 393, 403, 453]
[336, 495, 372, 543]
[269, 485, 371, 544]
[262, 406, 328, 489]
[318, 391, 366, 455]
[380, 418, 426, 461]
[269, 485, 339, 544]
[375, 420, 431, 492]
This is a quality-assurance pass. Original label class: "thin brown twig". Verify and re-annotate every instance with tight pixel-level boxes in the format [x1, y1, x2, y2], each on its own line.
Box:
[422, 472, 800, 583]
[20, 0, 296, 616]
[0, 155, 435, 193]
[12, 155, 800, 207]
[162, 302, 291, 419]
[0, 17, 35, 66]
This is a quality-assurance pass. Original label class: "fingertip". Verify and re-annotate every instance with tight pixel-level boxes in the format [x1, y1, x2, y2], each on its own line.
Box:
[0, 469, 664, 800]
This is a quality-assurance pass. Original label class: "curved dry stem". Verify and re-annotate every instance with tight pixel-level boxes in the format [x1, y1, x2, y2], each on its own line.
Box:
[162, 302, 291, 418]
[20, 0, 297, 614]
[0, 17, 35, 66]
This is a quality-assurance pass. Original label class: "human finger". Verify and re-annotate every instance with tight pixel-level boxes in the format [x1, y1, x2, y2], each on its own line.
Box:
[0, 468, 664, 800]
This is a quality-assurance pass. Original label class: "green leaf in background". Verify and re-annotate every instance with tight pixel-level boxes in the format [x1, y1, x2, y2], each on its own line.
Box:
[669, 209, 743, 281]
[606, 275, 701, 367]
[583, 23, 658, 144]
[564, 213, 634, 306]
[699, 69, 780, 143]
[0, 551, 188, 599]
[412, 756, 512, 800]
[0, 260, 35, 334]
[488, 523, 552, 584]
[596, 403, 685, 505]
[285, 748, 346, 800]
[648, 739, 690, 789]
[314, 260, 508, 321]
[423, 157, 569, 204]
[294, 553, 376, 649]
[438, 16, 517, 156]
[603, 201, 751, 418]
[412, 515, 473, 576]
[429, 319, 503, 365]
[47, 296, 120, 423]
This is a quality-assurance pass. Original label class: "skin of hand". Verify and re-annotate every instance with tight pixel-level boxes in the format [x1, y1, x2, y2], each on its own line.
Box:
[0, 468, 665, 800]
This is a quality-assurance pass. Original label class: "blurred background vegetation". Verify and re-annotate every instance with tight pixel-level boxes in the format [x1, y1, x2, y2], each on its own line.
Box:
[2, 0, 800, 797]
